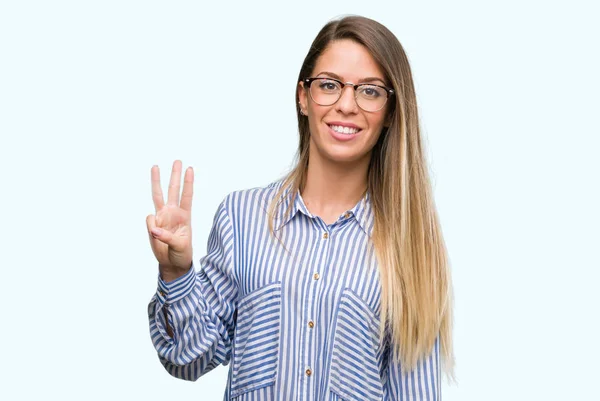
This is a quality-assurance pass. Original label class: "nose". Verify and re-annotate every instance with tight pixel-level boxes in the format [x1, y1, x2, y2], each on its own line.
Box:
[335, 84, 359, 114]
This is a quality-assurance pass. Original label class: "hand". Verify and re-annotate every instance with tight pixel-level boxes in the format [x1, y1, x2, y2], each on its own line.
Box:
[146, 160, 194, 281]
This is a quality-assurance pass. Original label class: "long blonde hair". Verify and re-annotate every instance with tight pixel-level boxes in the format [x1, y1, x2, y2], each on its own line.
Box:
[267, 15, 454, 377]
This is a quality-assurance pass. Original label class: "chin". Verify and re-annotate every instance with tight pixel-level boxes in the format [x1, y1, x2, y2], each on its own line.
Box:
[322, 147, 371, 165]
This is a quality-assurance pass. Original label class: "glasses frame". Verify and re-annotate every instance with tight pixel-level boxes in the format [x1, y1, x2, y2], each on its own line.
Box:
[303, 77, 395, 112]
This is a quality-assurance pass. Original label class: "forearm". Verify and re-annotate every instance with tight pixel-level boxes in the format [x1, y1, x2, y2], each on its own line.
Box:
[148, 264, 234, 381]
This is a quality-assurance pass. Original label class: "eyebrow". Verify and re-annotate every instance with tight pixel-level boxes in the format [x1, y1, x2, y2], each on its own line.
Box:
[315, 71, 387, 86]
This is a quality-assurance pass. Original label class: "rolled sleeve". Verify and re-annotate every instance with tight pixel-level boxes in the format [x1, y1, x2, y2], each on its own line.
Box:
[156, 263, 196, 306]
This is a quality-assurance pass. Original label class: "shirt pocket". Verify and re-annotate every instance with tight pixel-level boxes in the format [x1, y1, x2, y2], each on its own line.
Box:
[230, 282, 282, 398]
[329, 288, 384, 401]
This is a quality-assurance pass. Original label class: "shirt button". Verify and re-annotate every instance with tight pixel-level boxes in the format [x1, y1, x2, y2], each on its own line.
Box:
[322, 232, 329, 239]
[159, 290, 166, 297]
[313, 273, 320, 280]
[344, 212, 351, 219]
[305, 368, 312, 377]
[308, 320, 314, 328]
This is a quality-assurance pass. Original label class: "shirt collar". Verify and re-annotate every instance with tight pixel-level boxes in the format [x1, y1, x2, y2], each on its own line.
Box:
[273, 183, 374, 237]
[353, 190, 374, 236]
[272, 185, 309, 231]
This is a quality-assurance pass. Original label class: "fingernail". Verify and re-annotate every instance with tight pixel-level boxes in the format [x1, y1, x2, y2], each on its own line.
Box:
[151, 227, 162, 237]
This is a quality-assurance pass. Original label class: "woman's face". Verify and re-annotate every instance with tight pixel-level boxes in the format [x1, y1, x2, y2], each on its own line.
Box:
[298, 39, 390, 166]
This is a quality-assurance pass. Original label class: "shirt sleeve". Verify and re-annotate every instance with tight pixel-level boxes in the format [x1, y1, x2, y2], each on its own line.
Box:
[147, 198, 238, 381]
[383, 337, 441, 400]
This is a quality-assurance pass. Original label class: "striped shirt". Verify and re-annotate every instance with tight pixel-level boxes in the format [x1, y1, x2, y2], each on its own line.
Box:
[148, 179, 440, 400]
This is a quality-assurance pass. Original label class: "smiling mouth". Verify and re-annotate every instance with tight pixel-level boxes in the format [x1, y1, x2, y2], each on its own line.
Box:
[327, 124, 362, 135]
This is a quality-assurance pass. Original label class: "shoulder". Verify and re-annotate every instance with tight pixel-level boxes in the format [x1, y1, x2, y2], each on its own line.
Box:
[220, 178, 288, 217]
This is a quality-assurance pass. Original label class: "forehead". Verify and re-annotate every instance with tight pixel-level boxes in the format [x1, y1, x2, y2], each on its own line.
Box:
[311, 39, 385, 82]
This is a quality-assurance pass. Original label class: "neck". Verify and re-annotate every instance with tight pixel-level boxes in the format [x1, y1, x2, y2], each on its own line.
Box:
[301, 142, 371, 217]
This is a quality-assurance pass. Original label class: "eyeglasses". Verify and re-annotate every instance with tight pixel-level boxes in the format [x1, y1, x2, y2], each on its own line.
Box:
[303, 77, 394, 112]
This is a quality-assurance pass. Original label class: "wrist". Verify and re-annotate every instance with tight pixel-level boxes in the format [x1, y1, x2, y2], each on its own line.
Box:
[159, 262, 192, 283]
[156, 262, 196, 306]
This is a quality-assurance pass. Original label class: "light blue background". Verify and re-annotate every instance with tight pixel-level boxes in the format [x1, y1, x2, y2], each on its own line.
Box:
[1, 0, 598, 399]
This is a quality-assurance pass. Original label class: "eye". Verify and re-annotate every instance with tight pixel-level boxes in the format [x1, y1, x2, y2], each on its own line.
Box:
[358, 85, 383, 99]
[317, 79, 340, 93]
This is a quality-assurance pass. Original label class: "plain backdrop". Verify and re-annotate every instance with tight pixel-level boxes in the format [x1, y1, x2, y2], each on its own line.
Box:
[1, 0, 598, 400]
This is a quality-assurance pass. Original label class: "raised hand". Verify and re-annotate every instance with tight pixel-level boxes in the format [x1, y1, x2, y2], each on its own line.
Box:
[146, 160, 194, 282]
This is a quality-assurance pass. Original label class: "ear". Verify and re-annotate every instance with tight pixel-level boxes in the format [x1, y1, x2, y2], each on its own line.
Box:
[297, 80, 308, 114]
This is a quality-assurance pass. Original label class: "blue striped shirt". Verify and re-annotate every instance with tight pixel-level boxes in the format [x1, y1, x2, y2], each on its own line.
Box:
[148, 180, 440, 400]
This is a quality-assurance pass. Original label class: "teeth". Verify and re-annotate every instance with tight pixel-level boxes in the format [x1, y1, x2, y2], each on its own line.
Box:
[330, 125, 360, 135]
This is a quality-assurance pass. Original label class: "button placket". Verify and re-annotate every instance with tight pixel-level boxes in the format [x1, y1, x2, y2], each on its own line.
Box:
[301, 227, 329, 386]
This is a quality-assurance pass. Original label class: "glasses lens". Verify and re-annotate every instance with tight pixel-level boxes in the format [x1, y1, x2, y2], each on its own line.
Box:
[356, 85, 389, 112]
[309, 78, 341, 106]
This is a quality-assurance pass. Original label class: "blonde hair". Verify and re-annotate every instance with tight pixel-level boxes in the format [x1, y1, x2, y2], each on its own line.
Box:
[267, 15, 454, 377]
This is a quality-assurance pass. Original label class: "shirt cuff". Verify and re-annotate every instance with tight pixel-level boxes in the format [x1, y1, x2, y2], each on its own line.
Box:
[156, 263, 196, 306]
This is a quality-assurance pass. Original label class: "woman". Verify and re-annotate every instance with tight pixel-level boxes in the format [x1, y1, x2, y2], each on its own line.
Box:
[147, 15, 454, 400]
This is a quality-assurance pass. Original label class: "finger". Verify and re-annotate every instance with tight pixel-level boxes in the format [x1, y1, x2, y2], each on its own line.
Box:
[151, 165, 165, 212]
[146, 214, 156, 233]
[167, 160, 182, 206]
[147, 214, 185, 250]
[146, 214, 161, 253]
[180, 167, 194, 211]
[150, 225, 185, 250]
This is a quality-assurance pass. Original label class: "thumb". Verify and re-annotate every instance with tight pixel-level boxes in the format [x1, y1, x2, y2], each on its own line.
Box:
[150, 226, 185, 250]
[147, 214, 177, 248]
